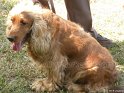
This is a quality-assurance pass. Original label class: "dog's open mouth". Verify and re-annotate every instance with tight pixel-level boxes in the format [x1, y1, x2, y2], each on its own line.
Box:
[12, 42, 22, 51]
[11, 30, 32, 51]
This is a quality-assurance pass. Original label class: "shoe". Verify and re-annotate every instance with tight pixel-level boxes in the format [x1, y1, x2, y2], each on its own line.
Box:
[96, 34, 114, 48]
[90, 28, 115, 48]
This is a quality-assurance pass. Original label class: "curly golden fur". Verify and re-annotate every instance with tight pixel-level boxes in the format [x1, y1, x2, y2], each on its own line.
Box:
[6, 1, 117, 93]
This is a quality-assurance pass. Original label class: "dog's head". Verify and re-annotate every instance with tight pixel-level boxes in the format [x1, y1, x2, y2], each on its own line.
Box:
[6, 1, 47, 51]
[6, 11, 34, 51]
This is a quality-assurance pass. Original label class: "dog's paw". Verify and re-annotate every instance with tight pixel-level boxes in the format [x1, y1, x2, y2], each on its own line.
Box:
[31, 79, 57, 92]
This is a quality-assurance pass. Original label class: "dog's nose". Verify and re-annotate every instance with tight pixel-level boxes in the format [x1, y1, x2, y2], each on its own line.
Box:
[7, 36, 16, 42]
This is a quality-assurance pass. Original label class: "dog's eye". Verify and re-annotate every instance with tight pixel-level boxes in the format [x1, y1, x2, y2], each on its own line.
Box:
[20, 20, 28, 26]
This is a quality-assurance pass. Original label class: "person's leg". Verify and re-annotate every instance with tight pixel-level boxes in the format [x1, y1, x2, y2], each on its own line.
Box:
[33, 0, 56, 13]
[64, 0, 113, 48]
[64, 0, 96, 36]
[37, 0, 50, 8]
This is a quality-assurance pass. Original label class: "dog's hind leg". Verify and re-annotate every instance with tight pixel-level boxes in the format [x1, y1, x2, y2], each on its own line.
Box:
[65, 66, 100, 93]
[69, 66, 114, 92]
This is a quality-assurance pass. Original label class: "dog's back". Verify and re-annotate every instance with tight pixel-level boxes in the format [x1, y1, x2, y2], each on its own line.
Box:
[39, 12, 118, 92]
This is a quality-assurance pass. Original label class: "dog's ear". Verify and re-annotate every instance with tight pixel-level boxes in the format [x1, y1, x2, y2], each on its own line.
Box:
[31, 14, 48, 37]
[30, 13, 52, 52]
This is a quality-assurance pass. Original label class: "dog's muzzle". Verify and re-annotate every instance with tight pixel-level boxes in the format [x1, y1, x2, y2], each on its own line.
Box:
[7, 36, 16, 42]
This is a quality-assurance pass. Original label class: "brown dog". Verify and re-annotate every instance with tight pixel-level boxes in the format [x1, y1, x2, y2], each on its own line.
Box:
[6, 2, 117, 93]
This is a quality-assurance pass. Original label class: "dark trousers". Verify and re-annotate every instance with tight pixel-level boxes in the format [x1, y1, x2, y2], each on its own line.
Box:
[38, 0, 96, 37]
[64, 0, 92, 32]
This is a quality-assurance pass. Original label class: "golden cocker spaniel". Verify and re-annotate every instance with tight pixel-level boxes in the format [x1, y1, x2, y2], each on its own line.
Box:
[6, 2, 117, 93]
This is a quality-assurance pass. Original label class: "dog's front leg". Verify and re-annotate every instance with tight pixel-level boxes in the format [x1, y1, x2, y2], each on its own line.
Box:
[31, 69, 64, 92]
[31, 52, 68, 92]
[31, 63, 66, 92]
[31, 77, 59, 92]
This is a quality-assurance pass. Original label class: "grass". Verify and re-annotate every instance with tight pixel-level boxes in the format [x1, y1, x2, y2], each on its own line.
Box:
[0, 0, 124, 93]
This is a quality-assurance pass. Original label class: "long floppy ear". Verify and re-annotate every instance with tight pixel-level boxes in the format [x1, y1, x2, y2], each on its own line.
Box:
[31, 14, 48, 37]
[30, 8, 53, 38]
[30, 13, 52, 52]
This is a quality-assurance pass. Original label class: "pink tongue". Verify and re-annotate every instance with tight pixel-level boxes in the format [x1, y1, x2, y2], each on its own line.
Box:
[12, 42, 22, 51]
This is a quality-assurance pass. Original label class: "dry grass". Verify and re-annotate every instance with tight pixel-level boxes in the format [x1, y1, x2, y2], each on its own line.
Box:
[0, 0, 124, 93]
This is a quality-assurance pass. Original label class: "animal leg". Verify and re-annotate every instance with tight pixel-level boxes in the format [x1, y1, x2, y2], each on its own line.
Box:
[31, 78, 59, 92]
